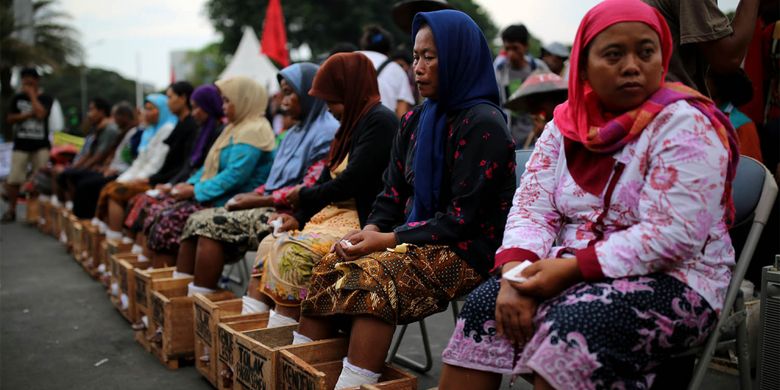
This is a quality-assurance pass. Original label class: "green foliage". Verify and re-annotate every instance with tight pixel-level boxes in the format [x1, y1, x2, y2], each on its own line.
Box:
[205, 0, 499, 60]
[41, 66, 138, 134]
[1, 0, 82, 138]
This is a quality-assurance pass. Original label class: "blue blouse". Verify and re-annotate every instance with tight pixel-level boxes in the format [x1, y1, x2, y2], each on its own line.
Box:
[187, 140, 275, 206]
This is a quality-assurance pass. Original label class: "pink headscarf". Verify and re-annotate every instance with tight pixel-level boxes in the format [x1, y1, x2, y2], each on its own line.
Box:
[553, 0, 673, 146]
[553, 0, 739, 225]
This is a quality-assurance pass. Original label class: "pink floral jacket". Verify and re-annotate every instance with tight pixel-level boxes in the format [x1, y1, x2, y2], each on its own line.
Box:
[496, 101, 734, 312]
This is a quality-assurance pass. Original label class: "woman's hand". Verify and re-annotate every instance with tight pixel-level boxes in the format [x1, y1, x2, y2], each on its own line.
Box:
[171, 183, 195, 200]
[510, 258, 582, 299]
[155, 183, 172, 193]
[332, 230, 396, 261]
[495, 277, 538, 345]
[268, 212, 299, 233]
[226, 192, 264, 211]
[285, 186, 302, 209]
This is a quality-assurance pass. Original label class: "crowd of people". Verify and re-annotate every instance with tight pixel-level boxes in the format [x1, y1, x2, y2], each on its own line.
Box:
[3, 0, 779, 388]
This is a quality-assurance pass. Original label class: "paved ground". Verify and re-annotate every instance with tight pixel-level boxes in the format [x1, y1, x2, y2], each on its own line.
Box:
[0, 202, 742, 389]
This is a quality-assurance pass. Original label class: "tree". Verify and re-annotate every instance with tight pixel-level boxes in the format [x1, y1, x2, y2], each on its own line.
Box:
[40, 66, 141, 135]
[184, 42, 228, 86]
[0, 0, 82, 139]
[205, 0, 498, 61]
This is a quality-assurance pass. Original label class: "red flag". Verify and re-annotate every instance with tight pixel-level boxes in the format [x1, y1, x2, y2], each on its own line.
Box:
[260, 0, 290, 67]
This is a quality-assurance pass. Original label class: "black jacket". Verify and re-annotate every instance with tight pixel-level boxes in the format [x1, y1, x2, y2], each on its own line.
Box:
[294, 104, 398, 228]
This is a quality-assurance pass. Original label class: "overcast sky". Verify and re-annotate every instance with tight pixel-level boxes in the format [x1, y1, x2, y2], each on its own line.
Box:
[59, 0, 741, 90]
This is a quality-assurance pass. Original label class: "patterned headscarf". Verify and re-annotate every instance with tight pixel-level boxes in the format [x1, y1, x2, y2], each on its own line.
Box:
[553, 0, 739, 223]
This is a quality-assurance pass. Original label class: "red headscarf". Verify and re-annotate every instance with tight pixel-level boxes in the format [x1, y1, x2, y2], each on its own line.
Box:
[553, 0, 673, 144]
[553, 0, 739, 224]
[309, 52, 382, 170]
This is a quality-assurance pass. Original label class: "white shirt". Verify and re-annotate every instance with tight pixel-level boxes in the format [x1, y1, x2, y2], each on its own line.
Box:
[359, 51, 416, 112]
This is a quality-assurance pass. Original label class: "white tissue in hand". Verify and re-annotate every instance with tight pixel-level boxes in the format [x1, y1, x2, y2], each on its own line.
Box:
[145, 189, 161, 198]
[502, 260, 533, 283]
[170, 188, 180, 196]
[340, 240, 354, 248]
[271, 218, 283, 235]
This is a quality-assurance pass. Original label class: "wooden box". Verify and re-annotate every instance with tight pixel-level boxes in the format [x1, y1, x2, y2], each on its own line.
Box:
[192, 293, 242, 386]
[149, 285, 233, 369]
[133, 267, 177, 313]
[104, 239, 132, 266]
[25, 195, 40, 225]
[38, 199, 52, 234]
[278, 343, 416, 390]
[71, 217, 84, 261]
[216, 314, 269, 390]
[108, 255, 145, 323]
[231, 325, 349, 390]
[89, 227, 105, 272]
[50, 205, 62, 238]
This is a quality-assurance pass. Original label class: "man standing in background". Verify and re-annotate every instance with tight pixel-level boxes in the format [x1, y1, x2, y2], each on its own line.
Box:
[3, 68, 54, 223]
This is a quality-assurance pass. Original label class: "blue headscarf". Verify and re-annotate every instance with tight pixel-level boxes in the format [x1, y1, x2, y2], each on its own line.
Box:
[263, 63, 339, 192]
[408, 10, 504, 222]
[138, 93, 177, 152]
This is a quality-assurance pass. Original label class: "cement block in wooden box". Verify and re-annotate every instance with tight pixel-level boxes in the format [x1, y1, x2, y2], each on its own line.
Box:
[192, 293, 241, 386]
[216, 313, 269, 390]
[149, 286, 234, 369]
[278, 344, 416, 390]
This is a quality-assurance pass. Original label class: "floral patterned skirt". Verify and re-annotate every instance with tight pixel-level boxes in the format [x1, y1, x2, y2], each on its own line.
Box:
[145, 200, 204, 254]
[300, 244, 482, 325]
[123, 193, 176, 233]
[180, 206, 275, 263]
[441, 274, 717, 389]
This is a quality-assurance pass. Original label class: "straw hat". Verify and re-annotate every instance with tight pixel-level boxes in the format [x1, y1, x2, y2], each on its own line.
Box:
[504, 71, 568, 112]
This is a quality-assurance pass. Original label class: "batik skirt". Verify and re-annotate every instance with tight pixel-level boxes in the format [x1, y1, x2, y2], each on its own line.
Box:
[179, 206, 275, 263]
[300, 243, 483, 326]
[441, 273, 717, 389]
[95, 180, 151, 220]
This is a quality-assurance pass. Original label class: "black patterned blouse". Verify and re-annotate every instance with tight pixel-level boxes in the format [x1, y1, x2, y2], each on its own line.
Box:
[366, 103, 516, 276]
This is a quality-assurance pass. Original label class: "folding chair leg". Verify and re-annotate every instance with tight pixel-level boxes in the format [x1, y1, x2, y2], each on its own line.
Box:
[734, 294, 752, 390]
[387, 319, 433, 373]
[451, 300, 460, 323]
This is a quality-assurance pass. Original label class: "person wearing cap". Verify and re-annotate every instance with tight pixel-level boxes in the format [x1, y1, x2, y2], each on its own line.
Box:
[494, 24, 550, 148]
[540, 42, 570, 76]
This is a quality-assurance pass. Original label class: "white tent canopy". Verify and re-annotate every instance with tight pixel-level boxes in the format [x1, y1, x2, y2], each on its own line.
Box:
[219, 26, 280, 95]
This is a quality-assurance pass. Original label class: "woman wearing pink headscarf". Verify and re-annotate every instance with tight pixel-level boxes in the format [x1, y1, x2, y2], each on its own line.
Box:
[439, 0, 739, 388]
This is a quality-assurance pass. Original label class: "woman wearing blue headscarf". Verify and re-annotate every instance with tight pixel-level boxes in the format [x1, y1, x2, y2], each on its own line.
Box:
[171, 63, 339, 292]
[294, 10, 516, 389]
[94, 91, 183, 238]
